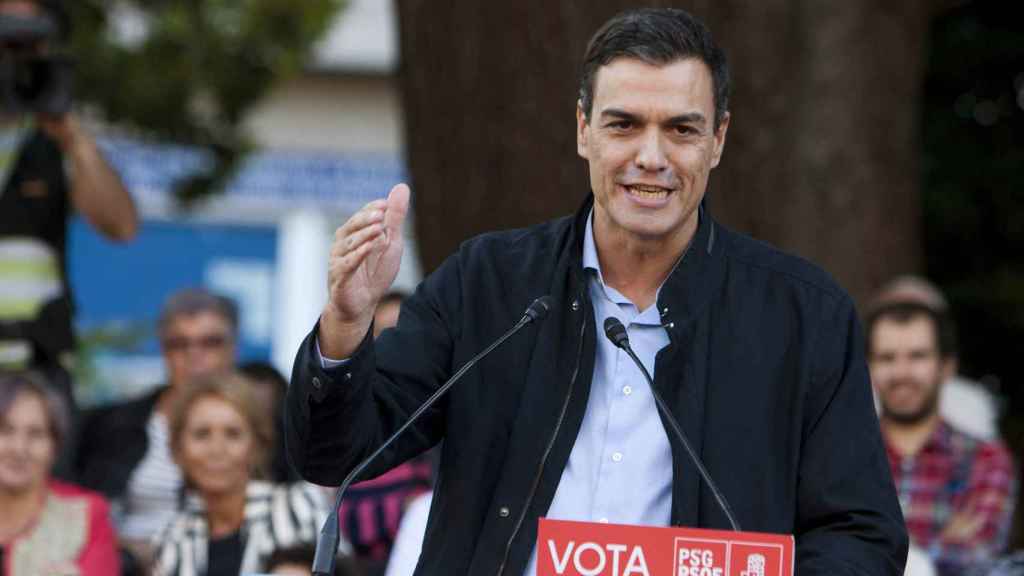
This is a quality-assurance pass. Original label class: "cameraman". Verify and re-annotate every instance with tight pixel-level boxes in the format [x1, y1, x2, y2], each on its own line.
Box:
[0, 0, 137, 458]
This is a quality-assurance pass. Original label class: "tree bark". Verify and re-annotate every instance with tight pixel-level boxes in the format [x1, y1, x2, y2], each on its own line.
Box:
[396, 0, 929, 307]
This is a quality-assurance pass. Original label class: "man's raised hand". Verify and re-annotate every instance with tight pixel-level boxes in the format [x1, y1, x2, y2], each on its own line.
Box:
[319, 184, 410, 358]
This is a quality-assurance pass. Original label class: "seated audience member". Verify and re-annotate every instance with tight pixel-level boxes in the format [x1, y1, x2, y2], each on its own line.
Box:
[866, 300, 1016, 575]
[152, 372, 330, 576]
[265, 545, 360, 576]
[338, 292, 433, 575]
[0, 371, 119, 575]
[239, 361, 298, 482]
[74, 288, 238, 559]
[869, 275, 998, 440]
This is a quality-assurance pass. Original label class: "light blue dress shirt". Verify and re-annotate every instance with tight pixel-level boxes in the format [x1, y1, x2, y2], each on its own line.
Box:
[523, 211, 674, 576]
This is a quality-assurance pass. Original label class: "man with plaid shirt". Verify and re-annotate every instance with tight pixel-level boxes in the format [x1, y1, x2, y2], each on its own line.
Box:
[867, 299, 1016, 576]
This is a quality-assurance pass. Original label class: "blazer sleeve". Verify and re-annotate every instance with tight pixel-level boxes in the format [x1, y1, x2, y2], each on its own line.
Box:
[284, 254, 462, 487]
[794, 293, 909, 575]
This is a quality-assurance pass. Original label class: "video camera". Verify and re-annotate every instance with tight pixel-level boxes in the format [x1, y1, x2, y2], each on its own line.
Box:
[0, 9, 73, 116]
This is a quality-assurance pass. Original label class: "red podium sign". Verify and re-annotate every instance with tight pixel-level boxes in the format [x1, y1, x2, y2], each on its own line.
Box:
[537, 519, 793, 576]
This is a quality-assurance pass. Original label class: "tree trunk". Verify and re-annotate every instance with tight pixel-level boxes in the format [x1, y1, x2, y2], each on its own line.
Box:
[396, 0, 929, 307]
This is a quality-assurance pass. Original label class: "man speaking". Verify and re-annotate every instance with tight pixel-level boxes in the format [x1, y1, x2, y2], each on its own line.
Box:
[286, 8, 908, 575]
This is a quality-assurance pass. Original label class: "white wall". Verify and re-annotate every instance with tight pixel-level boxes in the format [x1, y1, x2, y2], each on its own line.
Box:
[244, 74, 404, 154]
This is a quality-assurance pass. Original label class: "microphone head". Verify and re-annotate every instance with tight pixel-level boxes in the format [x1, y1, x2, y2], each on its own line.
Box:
[524, 295, 555, 323]
[603, 316, 630, 349]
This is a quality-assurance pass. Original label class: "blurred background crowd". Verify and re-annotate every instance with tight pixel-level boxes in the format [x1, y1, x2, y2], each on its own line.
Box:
[0, 0, 1021, 575]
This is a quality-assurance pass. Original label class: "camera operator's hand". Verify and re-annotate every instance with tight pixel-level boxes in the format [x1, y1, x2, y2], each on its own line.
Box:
[36, 112, 139, 242]
[35, 112, 78, 152]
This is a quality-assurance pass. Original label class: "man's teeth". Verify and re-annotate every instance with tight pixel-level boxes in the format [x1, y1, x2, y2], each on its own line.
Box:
[626, 185, 669, 198]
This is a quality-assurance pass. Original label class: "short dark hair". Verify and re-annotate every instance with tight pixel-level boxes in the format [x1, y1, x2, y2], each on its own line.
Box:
[239, 361, 287, 406]
[579, 8, 730, 130]
[0, 370, 70, 453]
[865, 301, 958, 359]
[158, 288, 239, 339]
[265, 545, 359, 576]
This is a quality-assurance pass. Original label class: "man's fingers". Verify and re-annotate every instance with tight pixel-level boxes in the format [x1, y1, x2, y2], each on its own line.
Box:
[338, 200, 387, 238]
[337, 223, 384, 257]
[333, 235, 382, 276]
[383, 184, 411, 239]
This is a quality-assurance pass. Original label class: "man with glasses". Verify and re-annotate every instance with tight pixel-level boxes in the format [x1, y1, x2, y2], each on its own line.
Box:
[74, 288, 238, 567]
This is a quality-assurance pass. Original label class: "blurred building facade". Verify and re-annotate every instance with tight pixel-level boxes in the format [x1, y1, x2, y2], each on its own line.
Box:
[70, 0, 417, 404]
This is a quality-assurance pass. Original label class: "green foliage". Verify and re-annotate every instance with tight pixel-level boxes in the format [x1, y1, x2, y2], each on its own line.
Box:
[921, 1, 1024, 390]
[65, 0, 345, 203]
[72, 320, 151, 404]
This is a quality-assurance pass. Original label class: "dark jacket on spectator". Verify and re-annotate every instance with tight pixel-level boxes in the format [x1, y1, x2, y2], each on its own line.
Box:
[74, 387, 163, 499]
[286, 195, 909, 575]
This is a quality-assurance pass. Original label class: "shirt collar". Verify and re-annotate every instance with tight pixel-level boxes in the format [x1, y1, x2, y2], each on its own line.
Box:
[582, 208, 602, 277]
[883, 420, 953, 460]
[582, 207, 698, 300]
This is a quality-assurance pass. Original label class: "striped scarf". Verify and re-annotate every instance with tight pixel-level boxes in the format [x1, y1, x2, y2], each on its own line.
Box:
[151, 481, 333, 576]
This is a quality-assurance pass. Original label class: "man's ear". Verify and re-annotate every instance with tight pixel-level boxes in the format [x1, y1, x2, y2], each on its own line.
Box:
[576, 100, 589, 160]
[710, 111, 730, 169]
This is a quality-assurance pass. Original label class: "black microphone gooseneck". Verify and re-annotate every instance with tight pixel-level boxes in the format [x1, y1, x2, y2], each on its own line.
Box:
[602, 316, 741, 532]
[312, 296, 556, 575]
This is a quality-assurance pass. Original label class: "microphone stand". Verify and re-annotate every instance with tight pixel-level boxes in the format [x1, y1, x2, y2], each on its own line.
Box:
[603, 316, 741, 532]
[312, 296, 554, 575]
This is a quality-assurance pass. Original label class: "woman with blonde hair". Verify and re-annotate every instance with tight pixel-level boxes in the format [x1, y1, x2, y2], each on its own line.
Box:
[152, 371, 331, 576]
[0, 371, 119, 575]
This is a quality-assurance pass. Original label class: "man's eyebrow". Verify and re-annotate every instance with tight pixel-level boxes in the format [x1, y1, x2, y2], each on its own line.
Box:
[598, 108, 707, 126]
[599, 108, 640, 122]
[665, 112, 706, 126]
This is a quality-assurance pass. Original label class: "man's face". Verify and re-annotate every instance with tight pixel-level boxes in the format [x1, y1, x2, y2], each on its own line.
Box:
[577, 57, 729, 246]
[869, 315, 955, 424]
[161, 311, 236, 389]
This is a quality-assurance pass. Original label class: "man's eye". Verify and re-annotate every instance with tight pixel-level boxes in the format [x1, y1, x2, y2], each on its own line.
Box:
[675, 125, 695, 135]
[608, 121, 633, 130]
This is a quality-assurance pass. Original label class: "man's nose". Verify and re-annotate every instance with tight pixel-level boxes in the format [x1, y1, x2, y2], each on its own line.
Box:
[634, 129, 668, 171]
[889, 356, 915, 381]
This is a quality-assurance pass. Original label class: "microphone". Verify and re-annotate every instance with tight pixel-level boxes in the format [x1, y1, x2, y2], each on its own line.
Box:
[312, 296, 555, 575]
[602, 316, 741, 532]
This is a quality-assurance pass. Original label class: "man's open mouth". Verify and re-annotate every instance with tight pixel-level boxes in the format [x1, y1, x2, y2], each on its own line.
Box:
[624, 184, 672, 199]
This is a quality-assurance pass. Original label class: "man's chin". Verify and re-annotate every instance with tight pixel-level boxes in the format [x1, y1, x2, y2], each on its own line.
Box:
[882, 405, 936, 426]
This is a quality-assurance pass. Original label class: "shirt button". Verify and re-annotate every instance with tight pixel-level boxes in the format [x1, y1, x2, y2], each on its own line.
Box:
[622, 385, 632, 396]
[499, 506, 511, 518]
[571, 300, 580, 312]
[312, 377, 322, 390]
[611, 452, 623, 463]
